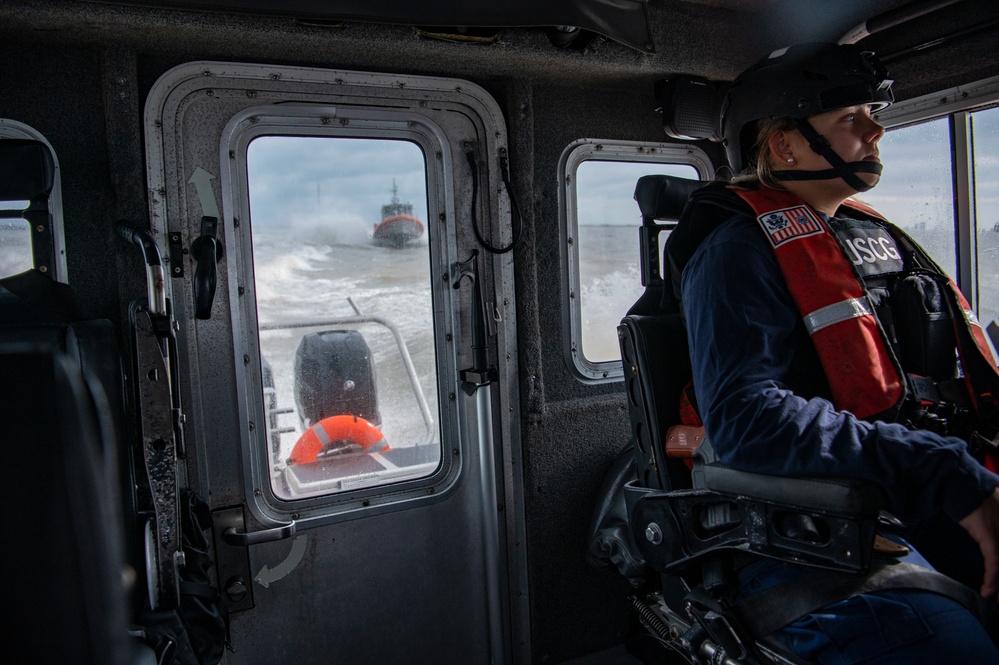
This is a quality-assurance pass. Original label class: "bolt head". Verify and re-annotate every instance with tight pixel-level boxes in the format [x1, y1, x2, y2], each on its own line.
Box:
[645, 522, 663, 545]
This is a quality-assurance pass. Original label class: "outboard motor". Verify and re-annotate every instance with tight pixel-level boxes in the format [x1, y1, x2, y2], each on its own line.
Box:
[293, 329, 380, 427]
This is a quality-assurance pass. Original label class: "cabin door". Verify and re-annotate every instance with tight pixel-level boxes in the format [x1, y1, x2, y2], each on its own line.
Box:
[144, 61, 524, 664]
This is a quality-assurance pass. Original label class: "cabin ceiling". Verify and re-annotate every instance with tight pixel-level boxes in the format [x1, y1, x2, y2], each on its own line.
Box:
[679, 0, 781, 9]
[92, 0, 913, 54]
[4, 0, 998, 101]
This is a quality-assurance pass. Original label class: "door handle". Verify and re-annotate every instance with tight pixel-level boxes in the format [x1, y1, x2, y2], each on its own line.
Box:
[191, 215, 223, 320]
[222, 521, 296, 546]
[212, 507, 295, 613]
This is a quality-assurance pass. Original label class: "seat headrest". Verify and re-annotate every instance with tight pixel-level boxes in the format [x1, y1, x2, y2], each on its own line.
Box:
[0, 139, 55, 202]
[633, 175, 701, 222]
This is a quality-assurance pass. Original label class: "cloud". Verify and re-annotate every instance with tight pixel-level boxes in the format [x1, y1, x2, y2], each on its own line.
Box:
[871, 112, 999, 234]
[575, 160, 699, 227]
[247, 136, 428, 230]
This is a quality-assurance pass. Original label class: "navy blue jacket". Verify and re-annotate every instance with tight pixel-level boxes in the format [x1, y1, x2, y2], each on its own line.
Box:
[681, 212, 999, 526]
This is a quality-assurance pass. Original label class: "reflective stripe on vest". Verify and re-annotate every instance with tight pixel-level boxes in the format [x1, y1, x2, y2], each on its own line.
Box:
[961, 302, 999, 366]
[736, 187, 904, 419]
[803, 297, 872, 335]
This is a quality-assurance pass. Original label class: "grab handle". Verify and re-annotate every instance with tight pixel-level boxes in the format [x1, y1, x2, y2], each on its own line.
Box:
[191, 216, 222, 320]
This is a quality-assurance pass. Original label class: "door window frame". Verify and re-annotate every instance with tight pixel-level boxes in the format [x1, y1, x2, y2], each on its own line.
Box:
[144, 61, 520, 529]
[222, 106, 461, 517]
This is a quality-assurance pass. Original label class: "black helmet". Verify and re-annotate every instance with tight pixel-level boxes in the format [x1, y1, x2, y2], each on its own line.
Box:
[721, 43, 894, 175]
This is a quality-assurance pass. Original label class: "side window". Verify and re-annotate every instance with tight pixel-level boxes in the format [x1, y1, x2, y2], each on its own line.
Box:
[560, 140, 711, 381]
[873, 78, 999, 330]
[245, 135, 442, 500]
[0, 120, 66, 281]
[0, 195, 31, 277]
[865, 117, 957, 278]
[973, 105, 999, 327]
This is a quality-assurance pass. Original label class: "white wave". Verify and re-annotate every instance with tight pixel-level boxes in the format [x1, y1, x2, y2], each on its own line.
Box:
[580, 268, 642, 361]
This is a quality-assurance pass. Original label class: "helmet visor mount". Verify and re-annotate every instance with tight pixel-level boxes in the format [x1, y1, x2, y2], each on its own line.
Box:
[818, 81, 893, 115]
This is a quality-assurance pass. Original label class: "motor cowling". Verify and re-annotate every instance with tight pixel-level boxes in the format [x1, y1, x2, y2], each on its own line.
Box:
[293, 329, 380, 428]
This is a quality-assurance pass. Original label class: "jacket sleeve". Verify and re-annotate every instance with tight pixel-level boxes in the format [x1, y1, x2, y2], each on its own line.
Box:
[680, 215, 999, 525]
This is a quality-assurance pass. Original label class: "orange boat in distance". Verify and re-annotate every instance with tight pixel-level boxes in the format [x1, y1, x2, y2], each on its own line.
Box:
[372, 180, 425, 248]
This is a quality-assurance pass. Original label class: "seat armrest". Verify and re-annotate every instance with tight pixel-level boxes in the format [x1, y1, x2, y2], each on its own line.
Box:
[700, 464, 885, 515]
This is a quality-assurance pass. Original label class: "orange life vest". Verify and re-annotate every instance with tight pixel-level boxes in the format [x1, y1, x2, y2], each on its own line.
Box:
[735, 187, 999, 430]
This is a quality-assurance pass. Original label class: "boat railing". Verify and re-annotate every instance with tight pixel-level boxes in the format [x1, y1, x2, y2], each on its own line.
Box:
[260, 297, 436, 462]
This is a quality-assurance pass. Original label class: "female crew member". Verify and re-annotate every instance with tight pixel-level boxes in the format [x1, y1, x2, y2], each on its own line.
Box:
[671, 43, 999, 662]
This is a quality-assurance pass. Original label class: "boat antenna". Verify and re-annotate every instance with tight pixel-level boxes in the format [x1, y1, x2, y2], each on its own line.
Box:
[391, 179, 399, 204]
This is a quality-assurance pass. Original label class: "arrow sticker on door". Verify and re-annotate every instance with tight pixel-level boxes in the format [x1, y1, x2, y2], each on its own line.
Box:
[188, 166, 221, 221]
[254, 534, 307, 588]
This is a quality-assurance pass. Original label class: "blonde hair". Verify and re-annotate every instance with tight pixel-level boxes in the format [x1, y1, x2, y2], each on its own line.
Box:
[729, 116, 796, 190]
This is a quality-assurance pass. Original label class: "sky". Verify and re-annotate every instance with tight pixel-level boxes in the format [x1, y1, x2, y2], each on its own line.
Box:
[243, 107, 999, 247]
[575, 160, 699, 228]
[247, 136, 428, 234]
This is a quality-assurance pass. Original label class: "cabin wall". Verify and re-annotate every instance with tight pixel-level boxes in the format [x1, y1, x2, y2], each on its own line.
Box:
[518, 84, 667, 660]
[4, 1, 999, 664]
[0, 43, 127, 318]
[0, 7, 673, 661]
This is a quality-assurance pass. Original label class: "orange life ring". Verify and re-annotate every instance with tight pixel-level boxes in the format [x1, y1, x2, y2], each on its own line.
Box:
[288, 415, 389, 465]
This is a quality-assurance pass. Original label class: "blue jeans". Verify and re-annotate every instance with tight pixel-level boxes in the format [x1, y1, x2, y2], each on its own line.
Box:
[737, 546, 999, 664]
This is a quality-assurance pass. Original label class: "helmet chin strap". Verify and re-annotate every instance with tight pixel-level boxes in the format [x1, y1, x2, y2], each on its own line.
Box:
[771, 118, 882, 193]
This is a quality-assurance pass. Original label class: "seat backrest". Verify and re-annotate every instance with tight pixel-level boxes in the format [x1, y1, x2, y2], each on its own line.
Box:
[626, 174, 703, 316]
[619, 313, 693, 491]
[0, 269, 127, 453]
[0, 345, 137, 665]
[619, 174, 703, 490]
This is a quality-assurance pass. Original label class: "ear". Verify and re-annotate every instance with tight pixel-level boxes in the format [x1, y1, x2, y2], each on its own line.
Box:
[766, 130, 793, 164]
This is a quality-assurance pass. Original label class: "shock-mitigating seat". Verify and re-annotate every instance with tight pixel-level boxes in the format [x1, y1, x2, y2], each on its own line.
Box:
[595, 175, 982, 665]
[0, 138, 151, 665]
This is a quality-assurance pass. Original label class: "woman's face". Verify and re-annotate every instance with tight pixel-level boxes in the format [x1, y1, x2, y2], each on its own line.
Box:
[786, 104, 886, 189]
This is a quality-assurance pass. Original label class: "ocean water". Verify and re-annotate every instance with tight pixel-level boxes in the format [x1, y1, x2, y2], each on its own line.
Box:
[251, 225, 439, 464]
[251, 221, 645, 469]
[576, 225, 645, 363]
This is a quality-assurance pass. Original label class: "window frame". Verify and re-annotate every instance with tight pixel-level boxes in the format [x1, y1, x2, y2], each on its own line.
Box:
[874, 74, 999, 311]
[0, 119, 67, 282]
[559, 139, 712, 383]
[222, 105, 463, 521]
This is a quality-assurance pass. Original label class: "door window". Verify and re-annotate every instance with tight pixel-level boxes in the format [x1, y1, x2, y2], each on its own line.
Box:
[247, 136, 441, 499]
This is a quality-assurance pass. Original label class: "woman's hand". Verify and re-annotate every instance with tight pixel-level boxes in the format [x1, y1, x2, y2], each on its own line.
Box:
[959, 488, 999, 598]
